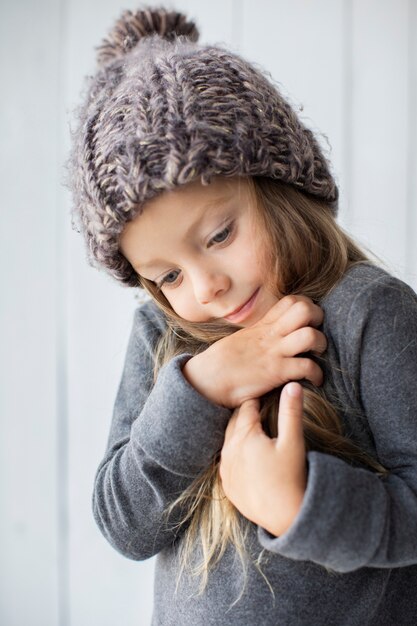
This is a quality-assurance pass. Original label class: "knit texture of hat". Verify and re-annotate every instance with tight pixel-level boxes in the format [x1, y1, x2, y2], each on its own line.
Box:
[67, 6, 339, 288]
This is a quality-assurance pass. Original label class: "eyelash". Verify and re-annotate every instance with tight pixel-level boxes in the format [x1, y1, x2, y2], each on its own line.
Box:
[155, 221, 235, 290]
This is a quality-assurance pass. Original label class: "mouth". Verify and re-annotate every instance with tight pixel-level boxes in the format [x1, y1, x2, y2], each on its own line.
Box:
[223, 288, 260, 323]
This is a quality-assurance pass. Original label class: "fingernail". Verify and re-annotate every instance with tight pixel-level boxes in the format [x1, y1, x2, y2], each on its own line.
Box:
[286, 382, 302, 398]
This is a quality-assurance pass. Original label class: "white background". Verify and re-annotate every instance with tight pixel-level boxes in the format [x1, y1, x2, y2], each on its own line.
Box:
[1, 1, 417, 625]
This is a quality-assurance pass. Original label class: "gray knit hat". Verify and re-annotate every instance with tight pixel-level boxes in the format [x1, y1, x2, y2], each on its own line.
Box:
[67, 6, 339, 288]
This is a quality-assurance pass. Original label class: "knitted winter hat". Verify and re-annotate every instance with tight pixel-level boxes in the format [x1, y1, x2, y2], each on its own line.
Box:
[67, 6, 339, 288]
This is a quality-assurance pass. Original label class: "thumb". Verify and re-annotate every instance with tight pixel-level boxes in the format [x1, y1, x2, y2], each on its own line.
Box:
[235, 398, 261, 427]
[226, 398, 261, 440]
[276, 382, 305, 453]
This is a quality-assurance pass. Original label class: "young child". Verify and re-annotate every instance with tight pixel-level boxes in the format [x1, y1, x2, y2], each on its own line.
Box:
[67, 6, 417, 625]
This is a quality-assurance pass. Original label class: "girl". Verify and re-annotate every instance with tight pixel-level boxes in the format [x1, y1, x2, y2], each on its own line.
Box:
[67, 7, 417, 625]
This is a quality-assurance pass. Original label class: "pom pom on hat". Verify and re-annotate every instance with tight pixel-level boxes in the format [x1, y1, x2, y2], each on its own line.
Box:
[96, 7, 199, 67]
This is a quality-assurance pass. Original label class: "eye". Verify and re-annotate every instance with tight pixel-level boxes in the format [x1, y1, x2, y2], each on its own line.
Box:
[157, 269, 181, 289]
[208, 222, 234, 247]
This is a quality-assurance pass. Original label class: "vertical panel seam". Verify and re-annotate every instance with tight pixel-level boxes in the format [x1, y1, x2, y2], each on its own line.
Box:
[56, 0, 70, 622]
[232, 0, 243, 50]
[343, 0, 353, 227]
[406, 0, 417, 280]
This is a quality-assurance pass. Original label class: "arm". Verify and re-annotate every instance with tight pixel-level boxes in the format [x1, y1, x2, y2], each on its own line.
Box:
[257, 273, 417, 572]
[94, 294, 327, 560]
[92, 302, 231, 560]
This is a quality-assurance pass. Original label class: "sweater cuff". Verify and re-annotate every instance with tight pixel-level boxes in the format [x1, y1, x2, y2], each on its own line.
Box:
[257, 451, 386, 572]
[132, 353, 232, 476]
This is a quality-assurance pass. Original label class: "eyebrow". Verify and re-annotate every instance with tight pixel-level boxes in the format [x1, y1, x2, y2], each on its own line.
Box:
[137, 194, 234, 272]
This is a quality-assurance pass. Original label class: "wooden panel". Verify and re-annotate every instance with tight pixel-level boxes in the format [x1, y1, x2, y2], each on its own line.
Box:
[0, 0, 62, 624]
[242, 1, 412, 284]
[241, 0, 346, 217]
[405, 0, 417, 290]
[350, 0, 409, 277]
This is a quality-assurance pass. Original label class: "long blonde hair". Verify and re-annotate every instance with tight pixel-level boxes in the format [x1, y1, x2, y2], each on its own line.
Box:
[138, 176, 388, 601]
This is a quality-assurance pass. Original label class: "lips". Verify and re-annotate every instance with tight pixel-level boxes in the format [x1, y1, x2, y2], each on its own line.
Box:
[223, 288, 260, 323]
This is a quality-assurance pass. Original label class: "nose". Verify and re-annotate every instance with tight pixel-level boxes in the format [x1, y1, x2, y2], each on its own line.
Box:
[191, 266, 231, 305]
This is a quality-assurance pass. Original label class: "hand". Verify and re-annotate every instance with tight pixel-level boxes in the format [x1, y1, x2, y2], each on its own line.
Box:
[182, 295, 326, 408]
[219, 382, 307, 537]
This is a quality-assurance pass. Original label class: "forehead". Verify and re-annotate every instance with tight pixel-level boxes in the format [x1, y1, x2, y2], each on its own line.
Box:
[153, 175, 252, 207]
[118, 176, 255, 270]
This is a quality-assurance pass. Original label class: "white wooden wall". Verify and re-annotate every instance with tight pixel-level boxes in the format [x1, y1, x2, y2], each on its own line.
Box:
[1, 1, 416, 624]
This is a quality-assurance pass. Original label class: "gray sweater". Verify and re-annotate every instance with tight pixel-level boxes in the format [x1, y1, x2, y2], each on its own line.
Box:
[92, 263, 417, 625]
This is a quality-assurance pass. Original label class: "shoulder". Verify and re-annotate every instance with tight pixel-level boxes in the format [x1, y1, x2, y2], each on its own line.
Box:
[134, 296, 168, 332]
[321, 261, 417, 353]
[321, 261, 417, 324]
[321, 261, 414, 310]
[131, 297, 168, 352]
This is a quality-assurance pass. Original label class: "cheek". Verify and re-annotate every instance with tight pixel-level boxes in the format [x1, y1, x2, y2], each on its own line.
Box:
[249, 232, 276, 279]
[236, 240, 276, 296]
[166, 290, 202, 322]
[234, 236, 266, 277]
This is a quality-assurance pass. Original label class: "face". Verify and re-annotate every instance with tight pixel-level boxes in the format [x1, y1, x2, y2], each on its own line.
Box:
[119, 176, 280, 327]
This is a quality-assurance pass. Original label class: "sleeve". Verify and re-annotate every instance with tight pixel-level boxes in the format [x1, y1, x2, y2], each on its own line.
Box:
[92, 303, 231, 560]
[257, 274, 417, 573]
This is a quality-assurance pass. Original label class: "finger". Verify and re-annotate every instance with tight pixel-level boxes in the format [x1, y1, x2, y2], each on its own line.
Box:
[276, 382, 305, 455]
[273, 299, 324, 337]
[257, 294, 315, 326]
[279, 327, 327, 357]
[272, 356, 323, 387]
